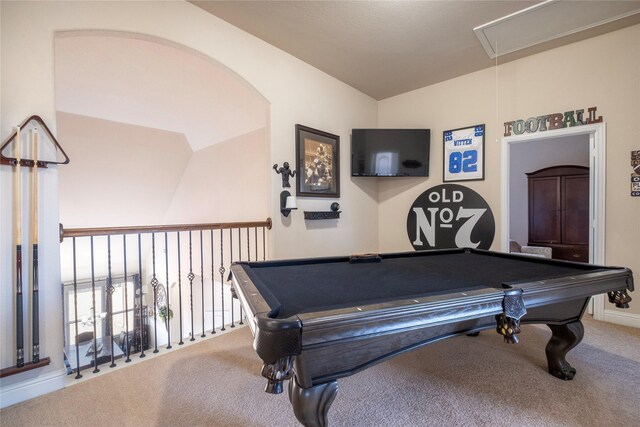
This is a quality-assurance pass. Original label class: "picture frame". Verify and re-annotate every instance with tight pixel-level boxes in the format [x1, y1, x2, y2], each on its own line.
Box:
[295, 124, 340, 198]
[443, 124, 485, 182]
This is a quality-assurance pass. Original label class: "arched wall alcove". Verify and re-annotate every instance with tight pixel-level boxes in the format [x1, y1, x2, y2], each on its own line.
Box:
[54, 30, 273, 357]
[1, 3, 380, 405]
[54, 30, 271, 230]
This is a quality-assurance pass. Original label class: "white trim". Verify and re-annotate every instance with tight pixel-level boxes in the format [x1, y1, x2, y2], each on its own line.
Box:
[0, 369, 66, 409]
[590, 124, 607, 319]
[602, 309, 640, 329]
[501, 123, 607, 319]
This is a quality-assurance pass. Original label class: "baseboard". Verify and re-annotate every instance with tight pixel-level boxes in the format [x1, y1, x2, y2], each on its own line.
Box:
[603, 309, 640, 328]
[0, 369, 66, 409]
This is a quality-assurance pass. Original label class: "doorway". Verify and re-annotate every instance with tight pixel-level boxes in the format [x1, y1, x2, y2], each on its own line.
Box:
[501, 123, 607, 319]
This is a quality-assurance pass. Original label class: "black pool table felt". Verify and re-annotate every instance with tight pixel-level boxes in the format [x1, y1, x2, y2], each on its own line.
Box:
[240, 251, 604, 319]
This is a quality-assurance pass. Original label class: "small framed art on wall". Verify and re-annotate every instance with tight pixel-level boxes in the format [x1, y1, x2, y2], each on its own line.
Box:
[295, 124, 340, 198]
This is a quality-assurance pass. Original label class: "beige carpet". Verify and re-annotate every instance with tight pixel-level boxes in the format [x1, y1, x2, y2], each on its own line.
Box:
[1, 316, 639, 426]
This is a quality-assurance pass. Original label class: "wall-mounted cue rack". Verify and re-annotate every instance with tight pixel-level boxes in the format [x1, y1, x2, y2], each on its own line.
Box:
[0, 116, 70, 378]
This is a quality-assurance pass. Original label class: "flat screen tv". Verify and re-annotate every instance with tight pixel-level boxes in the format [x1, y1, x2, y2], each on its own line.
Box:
[351, 129, 430, 177]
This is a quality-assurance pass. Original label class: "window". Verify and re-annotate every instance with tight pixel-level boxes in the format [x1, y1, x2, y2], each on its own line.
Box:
[63, 275, 141, 346]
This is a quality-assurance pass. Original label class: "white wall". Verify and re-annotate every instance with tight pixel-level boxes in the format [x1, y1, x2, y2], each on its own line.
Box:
[377, 68, 500, 253]
[163, 128, 269, 224]
[3, 0, 637, 408]
[378, 24, 640, 319]
[509, 135, 590, 245]
[56, 112, 193, 228]
[54, 34, 268, 151]
[0, 0, 377, 404]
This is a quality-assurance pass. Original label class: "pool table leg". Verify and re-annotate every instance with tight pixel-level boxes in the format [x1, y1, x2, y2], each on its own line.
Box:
[545, 320, 584, 380]
[288, 376, 338, 427]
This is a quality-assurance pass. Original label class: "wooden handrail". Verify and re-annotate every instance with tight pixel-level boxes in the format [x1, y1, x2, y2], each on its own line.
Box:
[60, 218, 272, 241]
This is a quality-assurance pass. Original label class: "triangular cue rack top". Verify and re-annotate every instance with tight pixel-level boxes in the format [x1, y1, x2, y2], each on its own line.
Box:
[0, 115, 70, 167]
[0, 115, 69, 378]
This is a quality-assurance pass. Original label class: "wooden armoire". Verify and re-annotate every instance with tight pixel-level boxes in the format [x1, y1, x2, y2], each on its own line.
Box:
[527, 165, 589, 262]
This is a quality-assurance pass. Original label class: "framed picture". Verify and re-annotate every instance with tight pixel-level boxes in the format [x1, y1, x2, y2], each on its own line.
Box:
[443, 124, 485, 182]
[295, 124, 340, 198]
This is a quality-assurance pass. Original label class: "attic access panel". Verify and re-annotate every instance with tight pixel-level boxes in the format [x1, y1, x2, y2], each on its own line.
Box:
[474, 0, 640, 58]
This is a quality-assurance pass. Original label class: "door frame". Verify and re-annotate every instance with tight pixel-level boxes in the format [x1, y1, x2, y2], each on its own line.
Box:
[501, 123, 606, 319]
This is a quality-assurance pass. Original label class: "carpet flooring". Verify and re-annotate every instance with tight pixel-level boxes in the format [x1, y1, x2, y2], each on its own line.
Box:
[1, 316, 639, 426]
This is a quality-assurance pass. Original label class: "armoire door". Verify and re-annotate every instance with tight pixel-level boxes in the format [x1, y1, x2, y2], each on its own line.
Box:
[562, 175, 589, 245]
[528, 176, 561, 244]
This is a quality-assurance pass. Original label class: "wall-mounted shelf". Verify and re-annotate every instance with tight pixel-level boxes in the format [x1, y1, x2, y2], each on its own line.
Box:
[304, 211, 341, 220]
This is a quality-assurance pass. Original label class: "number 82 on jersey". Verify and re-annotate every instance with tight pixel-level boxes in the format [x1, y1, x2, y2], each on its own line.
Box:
[443, 124, 485, 182]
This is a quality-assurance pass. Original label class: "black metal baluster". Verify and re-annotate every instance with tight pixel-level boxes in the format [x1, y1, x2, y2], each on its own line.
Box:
[254, 227, 258, 261]
[137, 234, 145, 358]
[239, 228, 248, 324]
[177, 232, 184, 345]
[200, 230, 205, 338]
[165, 232, 172, 349]
[246, 227, 251, 261]
[188, 231, 195, 341]
[151, 233, 159, 353]
[123, 236, 131, 362]
[210, 229, 216, 335]
[230, 230, 235, 328]
[90, 236, 99, 373]
[107, 236, 116, 368]
[72, 237, 82, 379]
[219, 230, 226, 332]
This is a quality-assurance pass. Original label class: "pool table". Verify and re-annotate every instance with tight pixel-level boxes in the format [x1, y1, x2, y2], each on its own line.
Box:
[229, 248, 633, 427]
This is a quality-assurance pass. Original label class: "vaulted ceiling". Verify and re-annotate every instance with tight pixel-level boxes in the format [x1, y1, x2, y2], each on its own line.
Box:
[191, 0, 640, 100]
[53, 2, 640, 152]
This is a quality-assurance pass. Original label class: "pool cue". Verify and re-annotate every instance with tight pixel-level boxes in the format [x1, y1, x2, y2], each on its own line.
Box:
[14, 126, 24, 368]
[31, 129, 40, 363]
